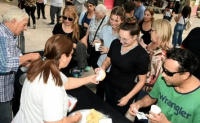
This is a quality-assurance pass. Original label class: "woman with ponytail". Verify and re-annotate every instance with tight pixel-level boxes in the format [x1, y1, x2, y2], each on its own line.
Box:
[12, 34, 98, 123]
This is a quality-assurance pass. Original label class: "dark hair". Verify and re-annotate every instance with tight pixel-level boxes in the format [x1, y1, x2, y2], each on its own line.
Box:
[109, 6, 125, 23]
[87, 0, 98, 6]
[166, 48, 199, 74]
[123, 2, 135, 13]
[134, 0, 142, 2]
[27, 34, 73, 86]
[120, 20, 140, 36]
[181, 5, 191, 18]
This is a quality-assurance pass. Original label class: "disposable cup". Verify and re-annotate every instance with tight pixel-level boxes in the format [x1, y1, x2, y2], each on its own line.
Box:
[150, 105, 161, 117]
[95, 43, 101, 51]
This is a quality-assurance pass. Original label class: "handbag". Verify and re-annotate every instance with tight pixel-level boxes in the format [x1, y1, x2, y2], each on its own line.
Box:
[184, 18, 192, 31]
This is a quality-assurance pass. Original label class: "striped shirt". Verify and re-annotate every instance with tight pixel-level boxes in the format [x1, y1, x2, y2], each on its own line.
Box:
[0, 23, 21, 102]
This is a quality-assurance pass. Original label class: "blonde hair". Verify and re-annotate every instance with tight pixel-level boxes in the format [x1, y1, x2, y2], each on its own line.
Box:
[2, 8, 28, 23]
[152, 19, 172, 50]
[62, 6, 80, 40]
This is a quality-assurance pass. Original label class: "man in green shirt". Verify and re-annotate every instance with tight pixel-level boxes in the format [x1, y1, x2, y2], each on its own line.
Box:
[128, 48, 200, 123]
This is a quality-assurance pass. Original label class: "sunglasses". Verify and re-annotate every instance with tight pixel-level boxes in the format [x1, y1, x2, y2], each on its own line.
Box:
[162, 64, 182, 77]
[62, 16, 73, 21]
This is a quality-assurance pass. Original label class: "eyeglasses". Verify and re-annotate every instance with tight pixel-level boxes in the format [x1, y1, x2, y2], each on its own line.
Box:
[62, 16, 73, 21]
[150, 29, 156, 32]
[118, 36, 132, 43]
[162, 64, 182, 77]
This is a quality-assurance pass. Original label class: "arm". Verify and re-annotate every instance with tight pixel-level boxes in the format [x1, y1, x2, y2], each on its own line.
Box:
[118, 74, 147, 106]
[101, 57, 111, 71]
[78, 11, 85, 25]
[19, 53, 40, 66]
[163, 8, 167, 15]
[174, 14, 182, 23]
[64, 75, 97, 90]
[45, 112, 82, 123]
[128, 95, 157, 116]
[80, 33, 88, 48]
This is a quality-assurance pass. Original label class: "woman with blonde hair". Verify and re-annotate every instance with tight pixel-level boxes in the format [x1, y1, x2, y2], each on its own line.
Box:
[12, 34, 98, 123]
[52, 6, 88, 76]
[140, 19, 172, 92]
[127, 19, 172, 122]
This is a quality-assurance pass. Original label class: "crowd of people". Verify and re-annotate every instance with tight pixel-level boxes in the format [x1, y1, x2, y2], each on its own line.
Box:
[1, 0, 200, 123]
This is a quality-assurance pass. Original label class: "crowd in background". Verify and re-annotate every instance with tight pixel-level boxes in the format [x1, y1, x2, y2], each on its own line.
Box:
[1, 0, 200, 123]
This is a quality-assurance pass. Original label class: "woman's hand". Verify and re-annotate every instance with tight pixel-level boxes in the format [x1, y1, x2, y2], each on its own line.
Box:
[146, 112, 171, 123]
[64, 112, 82, 123]
[99, 46, 109, 54]
[117, 96, 129, 106]
[92, 40, 102, 47]
[85, 74, 99, 84]
[73, 43, 77, 49]
[138, 38, 147, 49]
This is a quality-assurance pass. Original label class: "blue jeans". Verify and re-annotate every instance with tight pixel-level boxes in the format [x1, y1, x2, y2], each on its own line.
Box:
[0, 101, 12, 123]
[172, 23, 185, 47]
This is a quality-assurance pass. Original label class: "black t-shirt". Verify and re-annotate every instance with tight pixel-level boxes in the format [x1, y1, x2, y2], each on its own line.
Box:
[107, 39, 150, 94]
[52, 23, 86, 42]
[52, 23, 86, 72]
[182, 27, 200, 79]
[139, 21, 151, 45]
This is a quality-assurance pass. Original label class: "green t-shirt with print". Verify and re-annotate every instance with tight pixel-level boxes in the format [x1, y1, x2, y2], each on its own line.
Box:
[149, 75, 200, 123]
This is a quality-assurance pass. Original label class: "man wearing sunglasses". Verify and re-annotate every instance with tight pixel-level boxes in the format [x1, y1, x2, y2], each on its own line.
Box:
[128, 48, 200, 123]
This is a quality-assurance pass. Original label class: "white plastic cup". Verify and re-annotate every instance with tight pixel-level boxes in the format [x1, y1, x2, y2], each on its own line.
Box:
[150, 105, 161, 117]
[95, 43, 101, 51]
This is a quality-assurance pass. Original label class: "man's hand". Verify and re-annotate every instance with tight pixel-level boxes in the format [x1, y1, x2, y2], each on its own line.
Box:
[30, 53, 40, 61]
[146, 112, 171, 123]
[128, 103, 141, 116]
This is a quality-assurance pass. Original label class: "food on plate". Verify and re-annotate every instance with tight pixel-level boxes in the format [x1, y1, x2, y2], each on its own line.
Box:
[86, 109, 103, 123]
[96, 69, 106, 81]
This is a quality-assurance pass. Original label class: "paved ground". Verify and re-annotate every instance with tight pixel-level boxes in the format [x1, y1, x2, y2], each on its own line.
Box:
[0, 0, 199, 91]
[0, 0, 199, 53]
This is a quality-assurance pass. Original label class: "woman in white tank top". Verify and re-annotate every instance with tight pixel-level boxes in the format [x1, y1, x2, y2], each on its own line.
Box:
[172, 5, 191, 47]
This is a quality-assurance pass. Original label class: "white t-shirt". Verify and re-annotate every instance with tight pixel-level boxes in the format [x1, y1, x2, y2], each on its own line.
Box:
[12, 72, 69, 123]
[51, 0, 63, 7]
[178, 16, 188, 25]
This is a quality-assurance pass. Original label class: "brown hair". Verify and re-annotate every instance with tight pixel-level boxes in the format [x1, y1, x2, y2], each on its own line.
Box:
[108, 6, 125, 25]
[27, 34, 73, 86]
[62, 6, 80, 40]
[144, 8, 154, 21]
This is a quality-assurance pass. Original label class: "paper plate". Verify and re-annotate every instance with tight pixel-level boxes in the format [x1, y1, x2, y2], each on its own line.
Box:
[68, 109, 108, 123]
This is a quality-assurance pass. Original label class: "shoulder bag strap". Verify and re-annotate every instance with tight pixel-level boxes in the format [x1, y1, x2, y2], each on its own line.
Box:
[92, 16, 106, 42]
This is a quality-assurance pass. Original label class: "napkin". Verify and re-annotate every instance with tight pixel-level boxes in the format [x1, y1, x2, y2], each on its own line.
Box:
[99, 118, 112, 123]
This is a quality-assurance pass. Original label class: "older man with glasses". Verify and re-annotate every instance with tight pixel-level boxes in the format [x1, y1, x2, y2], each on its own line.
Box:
[128, 48, 200, 123]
